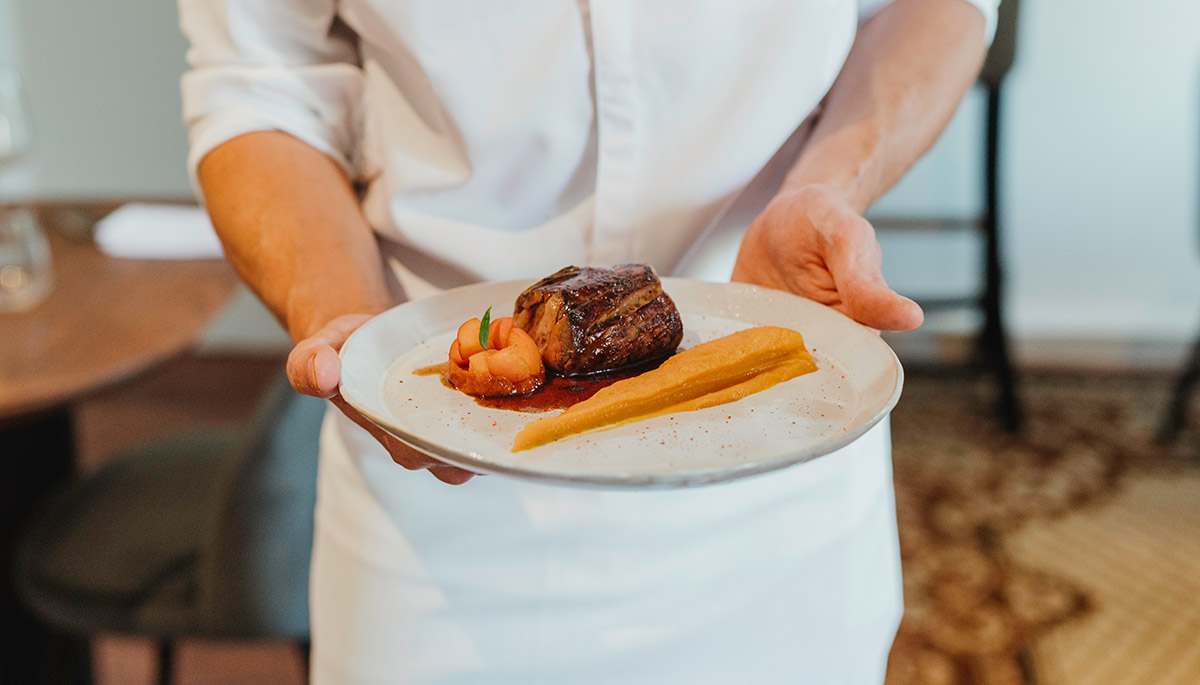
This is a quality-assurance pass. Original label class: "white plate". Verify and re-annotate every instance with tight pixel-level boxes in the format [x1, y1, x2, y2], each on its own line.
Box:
[339, 278, 902, 489]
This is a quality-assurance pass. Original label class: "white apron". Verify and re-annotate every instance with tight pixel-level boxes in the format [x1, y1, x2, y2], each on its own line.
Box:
[310, 410, 901, 684]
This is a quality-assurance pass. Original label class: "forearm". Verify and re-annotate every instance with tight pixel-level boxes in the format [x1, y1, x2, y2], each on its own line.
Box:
[197, 130, 391, 342]
[785, 0, 989, 213]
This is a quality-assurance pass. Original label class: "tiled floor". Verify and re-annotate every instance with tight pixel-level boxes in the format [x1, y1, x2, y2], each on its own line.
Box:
[1006, 471, 1200, 685]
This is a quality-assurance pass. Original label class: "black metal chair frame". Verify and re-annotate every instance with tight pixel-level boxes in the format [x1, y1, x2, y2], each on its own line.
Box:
[873, 1, 1023, 432]
[981, 79, 1022, 433]
[1160, 337, 1200, 442]
[1158, 68, 1200, 443]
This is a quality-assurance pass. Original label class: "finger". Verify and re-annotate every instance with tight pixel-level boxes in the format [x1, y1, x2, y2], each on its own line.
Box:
[287, 342, 341, 398]
[383, 435, 476, 483]
[430, 465, 476, 485]
[328, 395, 432, 467]
[310, 345, 343, 398]
[326, 395, 480, 482]
[826, 220, 924, 331]
[839, 276, 924, 332]
[287, 341, 325, 397]
[287, 314, 375, 398]
[383, 437, 440, 471]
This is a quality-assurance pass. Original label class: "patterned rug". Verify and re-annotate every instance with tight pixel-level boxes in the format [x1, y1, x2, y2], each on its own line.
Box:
[883, 371, 1200, 685]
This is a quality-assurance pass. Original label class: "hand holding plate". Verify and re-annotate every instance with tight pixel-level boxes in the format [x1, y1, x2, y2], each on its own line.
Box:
[732, 184, 923, 332]
[288, 313, 476, 485]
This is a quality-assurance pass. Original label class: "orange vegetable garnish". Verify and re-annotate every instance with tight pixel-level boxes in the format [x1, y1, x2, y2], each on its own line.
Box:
[447, 315, 546, 397]
[511, 326, 816, 451]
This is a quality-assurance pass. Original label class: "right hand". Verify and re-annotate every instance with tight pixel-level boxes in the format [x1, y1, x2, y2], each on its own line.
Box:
[287, 313, 476, 485]
[732, 184, 924, 332]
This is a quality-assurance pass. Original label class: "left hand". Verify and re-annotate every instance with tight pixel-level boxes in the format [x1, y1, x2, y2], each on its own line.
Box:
[732, 184, 924, 331]
[288, 314, 477, 485]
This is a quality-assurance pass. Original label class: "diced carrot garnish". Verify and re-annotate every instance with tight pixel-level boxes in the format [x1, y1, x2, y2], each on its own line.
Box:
[447, 316, 545, 397]
[449, 339, 466, 366]
[457, 318, 484, 358]
[487, 347, 533, 382]
[488, 317, 514, 349]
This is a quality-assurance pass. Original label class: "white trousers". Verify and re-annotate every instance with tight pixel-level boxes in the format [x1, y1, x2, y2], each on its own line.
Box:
[310, 410, 902, 684]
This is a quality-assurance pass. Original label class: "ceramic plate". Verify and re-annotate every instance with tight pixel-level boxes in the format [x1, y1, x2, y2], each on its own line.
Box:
[339, 278, 902, 489]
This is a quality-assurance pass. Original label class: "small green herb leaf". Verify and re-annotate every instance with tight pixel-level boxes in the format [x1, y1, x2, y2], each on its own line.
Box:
[479, 306, 492, 350]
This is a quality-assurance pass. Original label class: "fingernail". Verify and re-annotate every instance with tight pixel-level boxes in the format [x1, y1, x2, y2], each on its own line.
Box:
[308, 354, 321, 393]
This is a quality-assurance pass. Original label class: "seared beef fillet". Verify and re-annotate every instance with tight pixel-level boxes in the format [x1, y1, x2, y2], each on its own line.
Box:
[513, 264, 684, 376]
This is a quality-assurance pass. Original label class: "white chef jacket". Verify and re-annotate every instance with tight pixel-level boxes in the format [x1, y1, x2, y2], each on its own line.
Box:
[180, 1, 997, 683]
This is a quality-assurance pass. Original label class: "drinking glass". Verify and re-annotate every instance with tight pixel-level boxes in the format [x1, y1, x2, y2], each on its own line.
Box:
[0, 67, 31, 161]
[0, 207, 52, 313]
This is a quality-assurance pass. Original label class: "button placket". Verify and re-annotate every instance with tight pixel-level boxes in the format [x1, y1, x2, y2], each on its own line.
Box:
[588, 0, 638, 266]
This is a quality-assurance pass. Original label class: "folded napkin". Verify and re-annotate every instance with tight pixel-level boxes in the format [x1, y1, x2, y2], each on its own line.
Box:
[94, 203, 224, 259]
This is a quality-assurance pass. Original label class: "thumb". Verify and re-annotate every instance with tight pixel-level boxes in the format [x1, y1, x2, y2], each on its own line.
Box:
[826, 220, 924, 331]
[839, 274, 924, 332]
[287, 313, 375, 398]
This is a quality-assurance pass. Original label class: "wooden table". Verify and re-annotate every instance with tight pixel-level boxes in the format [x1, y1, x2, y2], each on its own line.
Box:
[0, 202, 239, 684]
[0, 203, 238, 417]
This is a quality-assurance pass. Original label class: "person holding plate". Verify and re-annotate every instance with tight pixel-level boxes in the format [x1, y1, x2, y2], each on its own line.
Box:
[180, 0, 997, 682]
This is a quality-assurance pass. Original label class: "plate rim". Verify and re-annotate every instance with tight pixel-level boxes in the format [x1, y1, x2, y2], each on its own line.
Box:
[338, 278, 904, 489]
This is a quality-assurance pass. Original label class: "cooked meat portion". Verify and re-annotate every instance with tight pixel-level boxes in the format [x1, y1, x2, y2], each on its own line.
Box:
[513, 264, 684, 376]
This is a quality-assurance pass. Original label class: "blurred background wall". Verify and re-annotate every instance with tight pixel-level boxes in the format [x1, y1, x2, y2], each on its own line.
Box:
[1, 0, 1198, 364]
[873, 0, 1200, 368]
[0, 0, 191, 198]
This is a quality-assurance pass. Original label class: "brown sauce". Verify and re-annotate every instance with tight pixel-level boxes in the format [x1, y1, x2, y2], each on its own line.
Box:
[412, 356, 672, 413]
[412, 363, 449, 377]
[474, 373, 614, 413]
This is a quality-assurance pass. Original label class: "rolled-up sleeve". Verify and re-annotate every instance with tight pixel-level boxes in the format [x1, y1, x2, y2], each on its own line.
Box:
[858, 0, 1000, 42]
[179, 0, 364, 190]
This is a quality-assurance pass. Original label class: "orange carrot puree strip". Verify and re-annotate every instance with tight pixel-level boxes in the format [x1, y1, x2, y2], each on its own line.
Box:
[511, 326, 816, 451]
